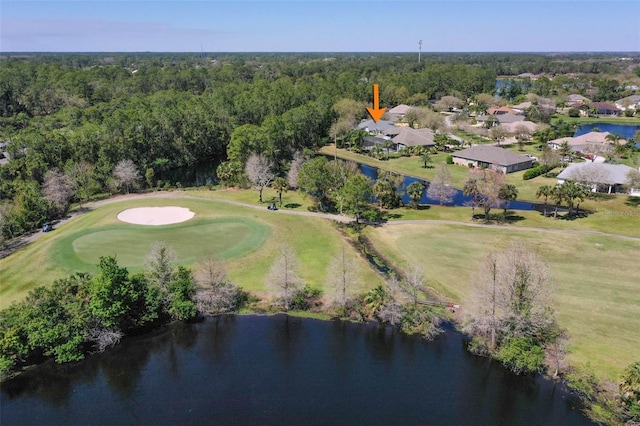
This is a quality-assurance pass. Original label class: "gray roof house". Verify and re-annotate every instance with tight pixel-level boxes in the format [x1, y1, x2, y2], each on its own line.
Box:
[451, 145, 534, 174]
[476, 112, 525, 125]
[383, 127, 435, 149]
[358, 119, 395, 134]
[556, 163, 638, 194]
[615, 95, 640, 111]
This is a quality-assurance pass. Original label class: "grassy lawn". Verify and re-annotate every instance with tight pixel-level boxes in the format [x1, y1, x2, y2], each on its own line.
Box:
[0, 196, 384, 309]
[366, 222, 640, 382]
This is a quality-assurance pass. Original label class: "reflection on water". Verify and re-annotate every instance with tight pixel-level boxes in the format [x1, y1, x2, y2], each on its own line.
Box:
[1, 315, 594, 425]
[359, 164, 535, 210]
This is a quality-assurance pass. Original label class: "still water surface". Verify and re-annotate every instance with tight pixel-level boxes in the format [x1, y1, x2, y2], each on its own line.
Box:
[1, 315, 594, 425]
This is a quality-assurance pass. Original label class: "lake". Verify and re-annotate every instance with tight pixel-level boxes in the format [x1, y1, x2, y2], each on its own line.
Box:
[1, 315, 594, 425]
[574, 123, 640, 140]
[359, 164, 535, 210]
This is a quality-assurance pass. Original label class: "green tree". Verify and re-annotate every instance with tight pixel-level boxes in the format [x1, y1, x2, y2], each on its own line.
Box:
[336, 174, 372, 222]
[620, 361, 640, 423]
[89, 256, 137, 329]
[372, 171, 403, 209]
[498, 337, 546, 375]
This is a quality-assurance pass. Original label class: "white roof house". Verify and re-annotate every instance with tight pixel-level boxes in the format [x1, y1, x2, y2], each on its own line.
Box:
[556, 163, 638, 194]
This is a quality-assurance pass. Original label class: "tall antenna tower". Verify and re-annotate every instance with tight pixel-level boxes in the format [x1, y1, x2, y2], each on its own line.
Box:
[418, 40, 423, 63]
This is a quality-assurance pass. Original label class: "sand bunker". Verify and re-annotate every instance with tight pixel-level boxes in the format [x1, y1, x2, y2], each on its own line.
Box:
[117, 206, 195, 226]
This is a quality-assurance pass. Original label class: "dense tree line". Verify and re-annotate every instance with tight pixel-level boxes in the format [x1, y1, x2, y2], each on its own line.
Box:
[2, 52, 637, 238]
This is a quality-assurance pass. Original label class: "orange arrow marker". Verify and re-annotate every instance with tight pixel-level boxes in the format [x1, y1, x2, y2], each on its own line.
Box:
[366, 84, 386, 123]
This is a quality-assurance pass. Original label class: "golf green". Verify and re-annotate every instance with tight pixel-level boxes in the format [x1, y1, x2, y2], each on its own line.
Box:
[51, 217, 270, 272]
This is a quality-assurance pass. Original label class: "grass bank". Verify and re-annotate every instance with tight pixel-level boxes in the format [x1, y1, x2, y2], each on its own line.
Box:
[365, 222, 640, 382]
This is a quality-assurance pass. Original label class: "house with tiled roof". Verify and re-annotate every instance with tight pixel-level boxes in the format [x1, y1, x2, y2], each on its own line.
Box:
[567, 94, 590, 104]
[547, 131, 624, 153]
[358, 119, 395, 134]
[383, 127, 435, 150]
[451, 145, 533, 174]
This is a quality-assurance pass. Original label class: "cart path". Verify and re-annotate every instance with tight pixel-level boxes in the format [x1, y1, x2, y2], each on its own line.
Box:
[2, 191, 639, 259]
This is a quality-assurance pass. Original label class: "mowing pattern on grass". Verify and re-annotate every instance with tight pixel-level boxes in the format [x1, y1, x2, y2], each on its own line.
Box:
[51, 217, 270, 272]
[368, 223, 640, 381]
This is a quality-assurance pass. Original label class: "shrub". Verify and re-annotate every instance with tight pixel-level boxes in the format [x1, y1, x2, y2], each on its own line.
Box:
[523, 164, 556, 180]
[498, 337, 546, 375]
[290, 285, 323, 311]
[446, 155, 453, 165]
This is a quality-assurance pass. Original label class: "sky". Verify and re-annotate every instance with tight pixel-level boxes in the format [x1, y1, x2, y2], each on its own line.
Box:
[1, 1, 639, 53]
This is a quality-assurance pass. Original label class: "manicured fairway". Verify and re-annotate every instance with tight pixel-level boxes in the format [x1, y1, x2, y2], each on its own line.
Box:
[0, 196, 384, 309]
[53, 218, 269, 271]
[366, 222, 640, 381]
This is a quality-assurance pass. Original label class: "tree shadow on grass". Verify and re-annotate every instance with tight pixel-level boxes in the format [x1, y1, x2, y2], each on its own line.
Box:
[625, 196, 640, 208]
[283, 203, 301, 209]
[557, 210, 591, 221]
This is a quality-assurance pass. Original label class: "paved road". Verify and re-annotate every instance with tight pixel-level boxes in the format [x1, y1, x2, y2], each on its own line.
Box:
[2, 191, 639, 259]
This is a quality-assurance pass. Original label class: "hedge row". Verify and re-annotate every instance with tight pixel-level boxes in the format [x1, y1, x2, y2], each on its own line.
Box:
[523, 164, 556, 180]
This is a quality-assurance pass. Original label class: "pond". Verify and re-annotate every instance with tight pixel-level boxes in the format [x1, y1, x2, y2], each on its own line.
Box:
[359, 164, 535, 211]
[574, 123, 640, 140]
[1, 315, 594, 425]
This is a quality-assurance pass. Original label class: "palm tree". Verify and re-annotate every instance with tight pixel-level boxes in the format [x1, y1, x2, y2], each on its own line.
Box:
[498, 183, 518, 220]
[420, 148, 433, 168]
[463, 177, 480, 220]
[558, 141, 572, 166]
[550, 185, 564, 218]
[536, 184, 554, 217]
[406, 181, 424, 209]
[272, 176, 288, 206]
[382, 139, 395, 160]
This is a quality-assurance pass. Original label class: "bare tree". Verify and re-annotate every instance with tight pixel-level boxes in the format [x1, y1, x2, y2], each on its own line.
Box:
[87, 325, 123, 352]
[193, 252, 228, 289]
[464, 168, 505, 221]
[266, 244, 304, 311]
[402, 266, 427, 307]
[113, 159, 140, 194]
[145, 241, 177, 293]
[427, 162, 456, 205]
[42, 168, 76, 215]
[489, 125, 510, 146]
[193, 253, 241, 315]
[625, 169, 640, 193]
[464, 243, 556, 353]
[512, 124, 532, 151]
[378, 274, 403, 326]
[287, 151, 305, 189]
[327, 247, 361, 312]
[245, 153, 275, 203]
[571, 163, 613, 193]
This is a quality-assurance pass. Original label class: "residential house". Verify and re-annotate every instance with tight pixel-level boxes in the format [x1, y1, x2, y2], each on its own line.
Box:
[476, 112, 525, 126]
[556, 163, 638, 194]
[383, 127, 436, 150]
[487, 106, 521, 115]
[451, 145, 534, 173]
[615, 95, 640, 112]
[567, 94, 591, 104]
[358, 119, 395, 135]
[548, 131, 623, 154]
[573, 102, 621, 117]
[386, 104, 413, 122]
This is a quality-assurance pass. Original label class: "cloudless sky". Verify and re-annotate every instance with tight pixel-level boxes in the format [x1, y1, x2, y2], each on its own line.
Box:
[1, 1, 639, 52]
